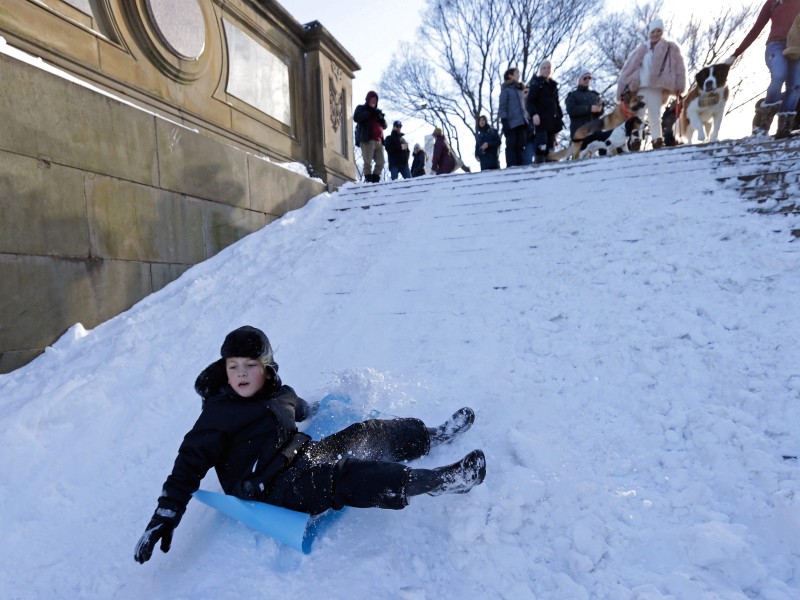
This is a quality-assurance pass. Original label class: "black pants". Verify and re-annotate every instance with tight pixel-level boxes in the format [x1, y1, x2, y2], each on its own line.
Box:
[265, 418, 430, 515]
[504, 125, 527, 167]
[532, 127, 557, 158]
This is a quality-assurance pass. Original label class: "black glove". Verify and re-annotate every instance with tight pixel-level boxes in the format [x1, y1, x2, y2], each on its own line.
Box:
[134, 507, 180, 564]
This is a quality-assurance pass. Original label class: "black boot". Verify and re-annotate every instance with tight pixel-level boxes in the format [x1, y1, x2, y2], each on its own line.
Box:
[427, 407, 475, 447]
[775, 112, 797, 140]
[406, 449, 486, 497]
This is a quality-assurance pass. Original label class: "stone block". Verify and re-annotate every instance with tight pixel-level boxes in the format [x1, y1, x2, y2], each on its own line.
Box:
[0, 151, 90, 257]
[0, 54, 159, 186]
[0, 254, 152, 355]
[248, 154, 326, 216]
[156, 119, 249, 207]
[202, 203, 271, 257]
[86, 175, 205, 264]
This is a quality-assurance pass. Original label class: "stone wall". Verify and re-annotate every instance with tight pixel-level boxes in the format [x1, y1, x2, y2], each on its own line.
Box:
[0, 50, 325, 372]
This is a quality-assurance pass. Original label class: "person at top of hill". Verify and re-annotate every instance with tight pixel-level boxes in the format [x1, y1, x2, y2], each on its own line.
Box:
[431, 127, 457, 174]
[725, 0, 800, 139]
[383, 120, 412, 180]
[617, 18, 686, 149]
[498, 66, 530, 167]
[526, 59, 564, 164]
[353, 91, 387, 182]
[411, 143, 427, 177]
[565, 67, 604, 139]
[133, 326, 485, 564]
[474, 115, 501, 170]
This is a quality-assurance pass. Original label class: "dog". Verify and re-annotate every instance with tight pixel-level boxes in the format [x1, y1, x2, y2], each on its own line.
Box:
[578, 117, 644, 159]
[550, 89, 646, 161]
[674, 63, 730, 144]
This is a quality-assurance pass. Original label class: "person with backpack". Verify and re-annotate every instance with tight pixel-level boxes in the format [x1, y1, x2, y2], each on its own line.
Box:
[353, 91, 387, 182]
[133, 326, 486, 564]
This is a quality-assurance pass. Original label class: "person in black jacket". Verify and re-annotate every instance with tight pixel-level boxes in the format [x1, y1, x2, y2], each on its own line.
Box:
[565, 68, 604, 139]
[134, 326, 486, 564]
[474, 115, 501, 170]
[526, 60, 564, 163]
[410, 144, 427, 177]
[353, 91, 387, 182]
[383, 120, 412, 180]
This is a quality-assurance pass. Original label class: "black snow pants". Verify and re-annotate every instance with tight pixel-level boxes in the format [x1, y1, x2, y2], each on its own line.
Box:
[264, 417, 430, 515]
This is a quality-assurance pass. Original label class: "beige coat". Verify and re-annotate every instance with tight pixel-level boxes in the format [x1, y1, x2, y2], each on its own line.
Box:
[784, 12, 800, 60]
[616, 39, 687, 101]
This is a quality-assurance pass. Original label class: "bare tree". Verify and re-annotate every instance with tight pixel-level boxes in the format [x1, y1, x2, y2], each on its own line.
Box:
[379, 0, 601, 157]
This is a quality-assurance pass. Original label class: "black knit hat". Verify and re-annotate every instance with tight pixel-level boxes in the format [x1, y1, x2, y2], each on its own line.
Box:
[220, 326, 278, 372]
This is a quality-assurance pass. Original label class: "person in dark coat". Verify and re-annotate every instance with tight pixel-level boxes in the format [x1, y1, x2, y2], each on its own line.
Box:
[431, 127, 456, 175]
[353, 91, 387, 182]
[474, 115, 501, 170]
[411, 144, 427, 177]
[565, 68, 604, 139]
[134, 326, 486, 564]
[498, 67, 530, 167]
[526, 60, 564, 163]
[383, 120, 412, 180]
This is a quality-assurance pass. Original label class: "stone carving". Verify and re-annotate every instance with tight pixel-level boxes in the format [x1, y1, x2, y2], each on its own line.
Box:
[329, 78, 343, 132]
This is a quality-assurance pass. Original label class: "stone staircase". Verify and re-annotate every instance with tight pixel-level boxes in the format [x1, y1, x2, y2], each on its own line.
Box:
[331, 135, 800, 238]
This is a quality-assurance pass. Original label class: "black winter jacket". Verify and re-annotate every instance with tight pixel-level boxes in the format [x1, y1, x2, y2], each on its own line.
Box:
[411, 150, 426, 177]
[383, 130, 411, 168]
[474, 124, 501, 170]
[157, 360, 312, 517]
[353, 104, 387, 143]
[526, 76, 564, 133]
[565, 85, 603, 138]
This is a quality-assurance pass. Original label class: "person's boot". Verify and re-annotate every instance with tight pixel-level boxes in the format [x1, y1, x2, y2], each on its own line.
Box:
[363, 173, 372, 183]
[533, 154, 545, 165]
[406, 449, 486, 497]
[754, 101, 780, 136]
[427, 407, 475, 448]
[775, 112, 797, 139]
[652, 137, 664, 149]
[371, 174, 381, 183]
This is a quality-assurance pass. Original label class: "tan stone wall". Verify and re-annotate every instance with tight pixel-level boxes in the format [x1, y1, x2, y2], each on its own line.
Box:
[0, 53, 326, 372]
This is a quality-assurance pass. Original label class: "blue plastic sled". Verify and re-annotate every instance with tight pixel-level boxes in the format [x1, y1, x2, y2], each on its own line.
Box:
[193, 394, 362, 553]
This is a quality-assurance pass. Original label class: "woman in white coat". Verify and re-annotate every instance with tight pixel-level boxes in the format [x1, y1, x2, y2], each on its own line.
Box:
[617, 19, 687, 148]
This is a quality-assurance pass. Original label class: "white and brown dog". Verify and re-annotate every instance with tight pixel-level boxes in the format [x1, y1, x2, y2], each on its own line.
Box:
[674, 63, 730, 144]
[550, 89, 646, 161]
[578, 117, 644, 159]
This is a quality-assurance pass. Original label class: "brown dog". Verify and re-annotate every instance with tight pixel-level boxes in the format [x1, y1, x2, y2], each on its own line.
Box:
[550, 89, 646, 161]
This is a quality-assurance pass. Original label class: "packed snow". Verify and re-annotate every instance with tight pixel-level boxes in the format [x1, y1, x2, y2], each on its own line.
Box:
[1, 142, 799, 599]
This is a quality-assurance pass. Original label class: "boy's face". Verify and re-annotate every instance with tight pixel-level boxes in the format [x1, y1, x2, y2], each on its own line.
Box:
[226, 357, 266, 398]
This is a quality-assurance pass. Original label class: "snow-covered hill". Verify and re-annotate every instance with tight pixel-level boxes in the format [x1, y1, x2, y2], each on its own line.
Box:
[2, 140, 799, 599]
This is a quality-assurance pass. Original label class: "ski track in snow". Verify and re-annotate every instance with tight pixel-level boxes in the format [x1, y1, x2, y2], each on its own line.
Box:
[1, 143, 799, 599]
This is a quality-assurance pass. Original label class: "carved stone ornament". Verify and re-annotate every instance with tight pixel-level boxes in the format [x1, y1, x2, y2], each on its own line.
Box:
[329, 79, 343, 132]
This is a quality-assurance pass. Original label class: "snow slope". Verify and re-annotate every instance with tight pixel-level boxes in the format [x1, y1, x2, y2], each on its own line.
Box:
[1, 142, 799, 599]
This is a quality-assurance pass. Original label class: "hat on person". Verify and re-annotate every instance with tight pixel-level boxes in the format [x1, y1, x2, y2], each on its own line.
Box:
[220, 326, 277, 372]
[414, 143, 421, 150]
[393, 120, 402, 128]
[577, 67, 592, 84]
[649, 18, 664, 33]
[194, 326, 278, 404]
[366, 90, 379, 102]
[433, 127, 443, 136]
